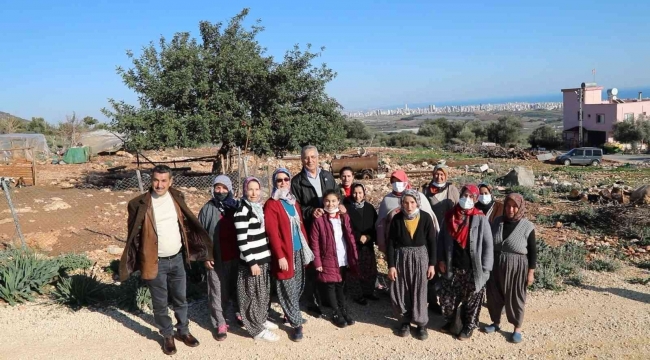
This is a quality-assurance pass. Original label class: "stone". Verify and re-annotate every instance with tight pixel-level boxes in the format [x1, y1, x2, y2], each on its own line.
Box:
[630, 184, 650, 205]
[116, 151, 134, 158]
[43, 200, 71, 212]
[106, 245, 124, 255]
[501, 166, 535, 187]
[421, 161, 428, 167]
[102, 188, 111, 193]
[570, 189, 580, 198]
[59, 182, 74, 189]
[637, 248, 647, 254]
[555, 222, 563, 229]
[188, 187, 198, 192]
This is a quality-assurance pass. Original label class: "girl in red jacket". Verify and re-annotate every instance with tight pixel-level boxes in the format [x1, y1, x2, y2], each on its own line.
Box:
[309, 189, 359, 328]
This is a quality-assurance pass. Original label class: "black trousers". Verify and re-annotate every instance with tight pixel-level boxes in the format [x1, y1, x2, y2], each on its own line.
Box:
[301, 265, 323, 309]
[322, 267, 348, 313]
[145, 252, 189, 337]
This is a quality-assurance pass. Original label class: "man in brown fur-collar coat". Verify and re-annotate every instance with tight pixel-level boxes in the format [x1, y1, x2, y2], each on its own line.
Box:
[120, 165, 212, 355]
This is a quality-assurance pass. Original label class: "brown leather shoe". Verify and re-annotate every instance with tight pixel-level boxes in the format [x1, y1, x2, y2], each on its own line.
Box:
[175, 332, 200, 347]
[162, 336, 177, 355]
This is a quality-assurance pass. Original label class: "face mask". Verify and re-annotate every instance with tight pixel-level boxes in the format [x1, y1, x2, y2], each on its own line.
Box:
[431, 182, 446, 188]
[392, 182, 407, 193]
[459, 197, 475, 210]
[478, 194, 492, 205]
[324, 207, 339, 214]
[214, 192, 228, 201]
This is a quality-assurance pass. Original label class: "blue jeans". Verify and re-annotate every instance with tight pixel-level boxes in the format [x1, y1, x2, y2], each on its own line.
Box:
[145, 252, 189, 337]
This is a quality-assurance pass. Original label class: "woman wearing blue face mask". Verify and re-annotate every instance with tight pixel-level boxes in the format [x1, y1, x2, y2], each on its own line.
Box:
[437, 184, 494, 341]
[376, 170, 437, 254]
[475, 183, 504, 224]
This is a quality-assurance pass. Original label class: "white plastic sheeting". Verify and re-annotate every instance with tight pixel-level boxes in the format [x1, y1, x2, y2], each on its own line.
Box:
[79, 130, 124, 155]
[0, 133, 50, 161]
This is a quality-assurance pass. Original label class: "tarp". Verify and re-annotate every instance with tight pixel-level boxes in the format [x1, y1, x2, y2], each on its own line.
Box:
[62, 146, 90, 164]
[79, 130, 124, 155]
[0, 133, 51, 161]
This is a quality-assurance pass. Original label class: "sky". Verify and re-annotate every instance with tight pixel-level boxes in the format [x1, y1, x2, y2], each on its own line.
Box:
[2, 0, 650, 122]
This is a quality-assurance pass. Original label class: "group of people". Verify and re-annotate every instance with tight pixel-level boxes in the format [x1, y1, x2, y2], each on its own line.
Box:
[120, 145, 537, 355]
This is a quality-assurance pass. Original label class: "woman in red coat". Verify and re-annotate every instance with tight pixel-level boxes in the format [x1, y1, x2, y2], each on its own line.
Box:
[263, 168, 314, 342]
[309, 189, 359, 328]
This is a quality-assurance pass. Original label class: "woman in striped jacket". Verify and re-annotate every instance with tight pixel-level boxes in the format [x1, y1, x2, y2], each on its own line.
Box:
[234, 177, 279, 342]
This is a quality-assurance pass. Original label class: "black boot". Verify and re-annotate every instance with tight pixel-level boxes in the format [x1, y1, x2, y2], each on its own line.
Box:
[415, 326, 428, 340]
[341, 308, 355, 326]
[396, 322, 410, 337]
[332, 310, 347, 328]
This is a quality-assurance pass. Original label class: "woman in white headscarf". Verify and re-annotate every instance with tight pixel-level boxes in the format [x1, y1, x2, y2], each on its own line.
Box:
[263, 168, 314, 342]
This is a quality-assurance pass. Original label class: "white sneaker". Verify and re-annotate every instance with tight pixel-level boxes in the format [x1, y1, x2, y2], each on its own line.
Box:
[264, 320, 279, 330]
[254, 329, 280, 342]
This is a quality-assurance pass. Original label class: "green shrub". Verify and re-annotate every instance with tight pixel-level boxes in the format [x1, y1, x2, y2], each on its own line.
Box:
[510, 186, 537, 203]
[587, 258, 620, 272]
[56, 253, 93, 275]
[104, 259, 120, 274]
[602, 143, 622, 154]
[627, 277, 650, 285]
[636, 261, 650, 270]
[115, 275, 151, 312]
[531, 239, 586, 291]
[0, 249, 60, 305]
[54, 271, 105, 308]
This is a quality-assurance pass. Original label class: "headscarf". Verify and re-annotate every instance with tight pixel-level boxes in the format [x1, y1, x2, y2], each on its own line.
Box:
[503, 193, 526, 223]
[401, 189, 421, 220]
[390, 169, 412, 195]
[211, 175, 239, 212]
[350, 183, 366, 209]
[475, 182, 495, 214]
[243, 176, 264, 226]
[271, 168, 296, 205]
[429, 163, 450, 194]
[445, 184, 482, 249]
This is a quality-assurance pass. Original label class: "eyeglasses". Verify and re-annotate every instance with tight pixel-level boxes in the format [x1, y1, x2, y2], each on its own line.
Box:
[275, 178, 290, 183]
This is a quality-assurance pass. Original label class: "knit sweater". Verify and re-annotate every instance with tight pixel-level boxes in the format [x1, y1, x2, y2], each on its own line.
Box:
[387, 211, 437, 268]
[492, 217, 537, 269]
[234, 202, 271, 266]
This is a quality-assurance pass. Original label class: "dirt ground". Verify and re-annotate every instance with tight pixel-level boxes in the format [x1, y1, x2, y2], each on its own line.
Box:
[1, 147, 650, 359]
[1, 266, 648, 360]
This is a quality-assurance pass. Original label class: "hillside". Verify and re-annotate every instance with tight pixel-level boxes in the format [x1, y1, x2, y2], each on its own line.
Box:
[0, 111, 28, 123]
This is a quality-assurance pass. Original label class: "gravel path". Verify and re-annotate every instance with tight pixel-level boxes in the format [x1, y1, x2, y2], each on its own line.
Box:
[2, 267, 649, 360]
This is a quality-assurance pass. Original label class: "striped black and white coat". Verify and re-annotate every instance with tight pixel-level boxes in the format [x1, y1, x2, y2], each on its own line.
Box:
[234, 201, 272, 267]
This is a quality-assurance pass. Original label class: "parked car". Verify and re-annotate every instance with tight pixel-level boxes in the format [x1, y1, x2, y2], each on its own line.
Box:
[556, 147, 603, 166]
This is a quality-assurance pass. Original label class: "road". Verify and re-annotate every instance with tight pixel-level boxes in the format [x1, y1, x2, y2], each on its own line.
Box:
[604, 154, 650, 163]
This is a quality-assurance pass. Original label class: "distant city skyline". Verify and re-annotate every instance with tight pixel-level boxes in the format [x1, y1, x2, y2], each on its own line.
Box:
[2, 1, 650, 121]
[343, 101, 562, 118]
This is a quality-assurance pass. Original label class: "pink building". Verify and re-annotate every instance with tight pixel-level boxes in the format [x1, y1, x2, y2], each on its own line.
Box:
[561, 84, 650, 147]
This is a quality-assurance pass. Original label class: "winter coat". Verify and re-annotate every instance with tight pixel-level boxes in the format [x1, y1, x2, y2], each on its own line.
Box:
[290, 168, 337, 231]
[264, 199, 310, 280]
[309, 214, 359, 283]
[198, 200, 238, 273]
[437, 214, 494, 292]
[120, 188, 212, 281]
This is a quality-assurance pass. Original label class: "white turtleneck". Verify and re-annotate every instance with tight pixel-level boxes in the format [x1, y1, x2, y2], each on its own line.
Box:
[151, 191, 182, 257]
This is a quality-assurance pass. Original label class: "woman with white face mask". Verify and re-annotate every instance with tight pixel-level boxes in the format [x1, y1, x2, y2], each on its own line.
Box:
[437, 184, 494, 341]
[376, 170, 437, 254]
[475, 183, 504, 224]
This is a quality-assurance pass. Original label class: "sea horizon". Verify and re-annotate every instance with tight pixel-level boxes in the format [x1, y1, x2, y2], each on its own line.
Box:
[345, 86, 650, 112]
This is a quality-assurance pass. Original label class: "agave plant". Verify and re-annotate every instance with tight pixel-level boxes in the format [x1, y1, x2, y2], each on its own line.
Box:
[0, 249, 60, 305]
[54, 268, 105, 308]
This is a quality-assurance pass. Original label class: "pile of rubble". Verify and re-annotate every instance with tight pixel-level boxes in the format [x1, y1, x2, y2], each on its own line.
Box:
[447, 144, 554, 160]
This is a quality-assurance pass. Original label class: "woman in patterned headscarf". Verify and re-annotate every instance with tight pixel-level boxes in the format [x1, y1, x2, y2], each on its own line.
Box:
[234, 177, 277, 342]
[484, 193, 537, 344]
[437, 184, 494, 341]
[386, 189, 438, 340]
[263, 168, 314, 342]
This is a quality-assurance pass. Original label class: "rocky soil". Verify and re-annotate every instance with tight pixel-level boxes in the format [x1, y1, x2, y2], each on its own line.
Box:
[1, 266, 649, 360]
